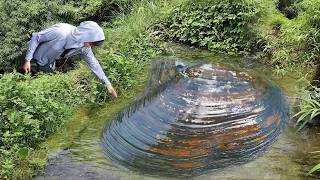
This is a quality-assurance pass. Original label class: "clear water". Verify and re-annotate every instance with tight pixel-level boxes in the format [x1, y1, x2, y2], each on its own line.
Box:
[102, 60, 289, 178]
[35, 51, 320, 180]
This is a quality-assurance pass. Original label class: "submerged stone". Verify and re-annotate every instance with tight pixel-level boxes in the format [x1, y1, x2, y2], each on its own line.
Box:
[102, 60, 289, 178]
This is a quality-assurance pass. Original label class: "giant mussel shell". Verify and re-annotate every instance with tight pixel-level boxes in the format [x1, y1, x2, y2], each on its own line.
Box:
[102, 60, 289, 177]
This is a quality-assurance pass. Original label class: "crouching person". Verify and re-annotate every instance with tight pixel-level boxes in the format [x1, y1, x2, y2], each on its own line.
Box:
[23, 21, 117, 98]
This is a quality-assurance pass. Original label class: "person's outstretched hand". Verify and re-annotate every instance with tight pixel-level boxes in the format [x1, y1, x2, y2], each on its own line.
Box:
[23, 61, 31, 73]
[106, 84, 118, 98]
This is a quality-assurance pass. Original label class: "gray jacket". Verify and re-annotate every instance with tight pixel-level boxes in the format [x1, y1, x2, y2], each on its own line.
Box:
[25, 21, 110, 85]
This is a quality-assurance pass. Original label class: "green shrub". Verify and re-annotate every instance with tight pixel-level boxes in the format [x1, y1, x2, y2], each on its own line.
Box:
[0, 70, 100, 179]
[154, 0, 260, 54]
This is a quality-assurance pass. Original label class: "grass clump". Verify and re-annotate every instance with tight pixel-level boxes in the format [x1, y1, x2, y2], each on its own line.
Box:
[95, 0, 187, 94]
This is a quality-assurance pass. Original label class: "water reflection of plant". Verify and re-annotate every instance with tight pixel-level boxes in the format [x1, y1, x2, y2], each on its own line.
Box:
[307, 151, 320, 176]
[307, 156, 320, 176]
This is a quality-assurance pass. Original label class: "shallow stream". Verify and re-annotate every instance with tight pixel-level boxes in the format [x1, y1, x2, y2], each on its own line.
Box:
[35, 49, 320, 180]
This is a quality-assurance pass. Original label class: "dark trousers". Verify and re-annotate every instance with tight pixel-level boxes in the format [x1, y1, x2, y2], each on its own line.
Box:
[33, 60, 55, 74]
[16, 59, 55, 75]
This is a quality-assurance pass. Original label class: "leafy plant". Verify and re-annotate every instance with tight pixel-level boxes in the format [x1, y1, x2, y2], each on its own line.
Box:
[153, 0, 260, 55]
[0, 71, 96, 179]
[294, 84, 320, 131]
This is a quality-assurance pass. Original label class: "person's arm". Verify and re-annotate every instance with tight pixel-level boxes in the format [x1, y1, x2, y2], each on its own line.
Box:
[80, 47, 118, 98]
[23, 27, 59, 73]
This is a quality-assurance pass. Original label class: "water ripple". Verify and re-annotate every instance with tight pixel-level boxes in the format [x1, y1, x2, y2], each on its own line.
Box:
[102, 60, 289, 178]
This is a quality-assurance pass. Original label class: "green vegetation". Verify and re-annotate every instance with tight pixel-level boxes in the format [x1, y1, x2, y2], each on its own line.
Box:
[1, 0, 320, 178]
[294, 85, 320, 131]
[0, 0, 184, 179]
[257, 0, 320, 70]
[258, 0, 320, 133]
[152, 0, 320, 72]
[273, 1, 320, 176]
[154, 0, 259, 55]
[0, 69, 98, 178]
[294, 82, 320, 176]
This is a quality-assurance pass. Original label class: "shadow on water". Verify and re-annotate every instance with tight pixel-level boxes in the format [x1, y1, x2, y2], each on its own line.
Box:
[35, 49, 320, 180]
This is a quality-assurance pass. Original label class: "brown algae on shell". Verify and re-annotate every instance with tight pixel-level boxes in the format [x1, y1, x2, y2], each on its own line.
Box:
[102, 60, 289, 178]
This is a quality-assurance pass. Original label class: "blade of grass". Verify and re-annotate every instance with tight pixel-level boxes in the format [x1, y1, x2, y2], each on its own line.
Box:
[297, 117, 310, 132]
[307, 163, 320, 175]
[296, 113, 310, 125]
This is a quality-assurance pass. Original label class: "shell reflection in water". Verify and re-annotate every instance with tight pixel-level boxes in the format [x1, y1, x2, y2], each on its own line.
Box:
[102, 60, 289, 177]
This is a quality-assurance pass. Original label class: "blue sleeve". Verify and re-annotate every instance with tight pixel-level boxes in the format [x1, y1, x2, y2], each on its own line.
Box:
[80, 47, 111, 86]
[25, 27, 59, 61]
